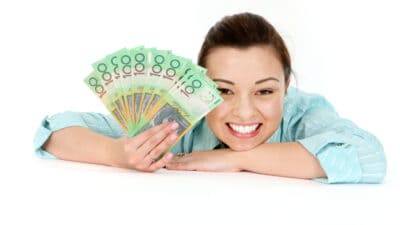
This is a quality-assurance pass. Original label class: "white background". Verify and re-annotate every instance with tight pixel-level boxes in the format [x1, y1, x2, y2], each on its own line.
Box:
[1, 0, 399, 224]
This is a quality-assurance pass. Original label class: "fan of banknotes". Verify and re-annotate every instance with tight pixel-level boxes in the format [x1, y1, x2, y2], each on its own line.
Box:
[84, 46, 223, 142]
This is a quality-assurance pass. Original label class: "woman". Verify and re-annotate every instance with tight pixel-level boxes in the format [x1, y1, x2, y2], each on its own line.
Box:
[34, 12, 386, 184]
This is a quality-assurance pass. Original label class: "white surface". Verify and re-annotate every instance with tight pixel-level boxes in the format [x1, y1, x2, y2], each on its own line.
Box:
[1, 0, 399, 224]
[2, 158, 399, 225]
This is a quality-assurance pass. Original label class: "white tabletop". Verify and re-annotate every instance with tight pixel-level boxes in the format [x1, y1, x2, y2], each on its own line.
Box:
[2, 156, 398, 225]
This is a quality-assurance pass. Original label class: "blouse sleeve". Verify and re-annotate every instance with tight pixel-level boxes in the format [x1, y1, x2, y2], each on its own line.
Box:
[33, 111, 126, 159]
[285, 91, 387, 184]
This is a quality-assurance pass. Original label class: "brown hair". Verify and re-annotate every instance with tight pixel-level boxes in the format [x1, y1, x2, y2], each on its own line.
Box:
[198, 12, 292, 83]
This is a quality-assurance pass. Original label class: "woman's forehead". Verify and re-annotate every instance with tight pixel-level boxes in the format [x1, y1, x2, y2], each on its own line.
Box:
[206, 46, 285, 82]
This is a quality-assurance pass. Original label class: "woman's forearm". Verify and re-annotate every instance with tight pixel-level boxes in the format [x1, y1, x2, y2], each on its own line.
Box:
[237, 142, 326, 179]
[43, 127, 121, 167]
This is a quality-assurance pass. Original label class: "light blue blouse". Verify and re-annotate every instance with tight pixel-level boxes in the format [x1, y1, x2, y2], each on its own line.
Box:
[34, 87, 387, 184]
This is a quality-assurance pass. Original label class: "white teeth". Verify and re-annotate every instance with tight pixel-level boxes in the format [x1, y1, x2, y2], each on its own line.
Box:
[228, 123, 259, 134]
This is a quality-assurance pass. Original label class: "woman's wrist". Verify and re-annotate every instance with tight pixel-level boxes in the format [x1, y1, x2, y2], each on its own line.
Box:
[224, 148, 248, 172]
[105, 136, 126, 168]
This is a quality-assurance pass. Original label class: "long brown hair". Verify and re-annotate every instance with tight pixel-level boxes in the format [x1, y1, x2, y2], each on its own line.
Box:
[198, 12, 292, 83]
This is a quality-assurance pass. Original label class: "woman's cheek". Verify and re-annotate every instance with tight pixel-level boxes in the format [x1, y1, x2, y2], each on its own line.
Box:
[257, 98, 284, 123]
[206, 101, 231, 133]
[257, 99, 275, 115]
[210, 100, 230, 117]
[206, 103, 224, 124]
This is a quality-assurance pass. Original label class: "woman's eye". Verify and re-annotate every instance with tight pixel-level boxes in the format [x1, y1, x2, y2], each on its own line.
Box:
[217, 88, 233, 95]
[256, 89, 273, 95]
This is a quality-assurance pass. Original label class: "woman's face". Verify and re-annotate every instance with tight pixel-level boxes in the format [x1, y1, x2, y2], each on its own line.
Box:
[205, 45, 288, 151]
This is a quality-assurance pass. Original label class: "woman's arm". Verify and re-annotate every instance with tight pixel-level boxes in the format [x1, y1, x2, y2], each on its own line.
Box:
[35, 111, 179, 171]
[43, 126, 121, 167]
[34, 111, 126, 160]
[165, 142, 326, 180]
[43, 123, 177, 171]
[167, 117, 386, 183]
[237, 142, 326, 179]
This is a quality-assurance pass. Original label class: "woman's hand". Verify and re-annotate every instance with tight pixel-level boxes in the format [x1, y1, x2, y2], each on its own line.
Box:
[165, 149, 242, 172]
[113, 122, 179, 172]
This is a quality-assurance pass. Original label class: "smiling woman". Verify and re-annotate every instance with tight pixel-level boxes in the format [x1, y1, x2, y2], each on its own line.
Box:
[205, 46, 287, 151]
[34, 12, 387, 184]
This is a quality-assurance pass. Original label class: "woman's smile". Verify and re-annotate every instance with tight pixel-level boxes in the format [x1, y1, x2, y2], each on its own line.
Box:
[226, 123, 262, 138]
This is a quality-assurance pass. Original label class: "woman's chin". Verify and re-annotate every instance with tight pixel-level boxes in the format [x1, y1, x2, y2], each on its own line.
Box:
[226, 142, 259, 151]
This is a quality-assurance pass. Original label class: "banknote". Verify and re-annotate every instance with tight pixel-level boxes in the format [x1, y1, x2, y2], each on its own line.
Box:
[84, 46, 223, 147]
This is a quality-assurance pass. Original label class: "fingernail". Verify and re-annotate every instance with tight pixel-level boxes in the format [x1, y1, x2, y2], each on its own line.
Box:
[166, 153, 173, 160]
[169, 133, 178, 141]
[170, 122, 179, 130]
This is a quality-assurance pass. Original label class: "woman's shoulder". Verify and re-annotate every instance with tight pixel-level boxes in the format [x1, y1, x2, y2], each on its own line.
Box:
[281, 87, 339, 139]
[284, 86, 336, 114]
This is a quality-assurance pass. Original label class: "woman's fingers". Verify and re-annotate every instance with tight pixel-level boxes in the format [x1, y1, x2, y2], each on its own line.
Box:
[126, 122, 174, 150]
[165, 161, 191, 171]
[148, 152, 174, 172]
[136, 122, 178, 157]
[122, 122, 179, 171]
[144, 132, 178, 164]
[165, 154, 191, 170]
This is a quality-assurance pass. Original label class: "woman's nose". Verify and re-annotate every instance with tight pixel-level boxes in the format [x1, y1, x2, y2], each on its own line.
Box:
[232, 95, 256, 120]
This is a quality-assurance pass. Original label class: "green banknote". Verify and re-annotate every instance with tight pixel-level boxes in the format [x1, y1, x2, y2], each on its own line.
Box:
[143, 52, 191, 117]
[91, 50, 129, 126]
[138, 48, 171, 131]
[129, 46, 151, 133]
[84, 70, 128, 131]
[84, 46, 223, 148]
[140, 63, 223, 144]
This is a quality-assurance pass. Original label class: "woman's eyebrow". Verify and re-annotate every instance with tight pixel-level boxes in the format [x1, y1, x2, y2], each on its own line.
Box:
[212, 78, 235, 85]
[255, 77, 280, 84]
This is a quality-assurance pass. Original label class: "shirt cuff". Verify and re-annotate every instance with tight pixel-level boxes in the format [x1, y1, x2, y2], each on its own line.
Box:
[298, 131, 363, 184]
[33, 116, 57, 159]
